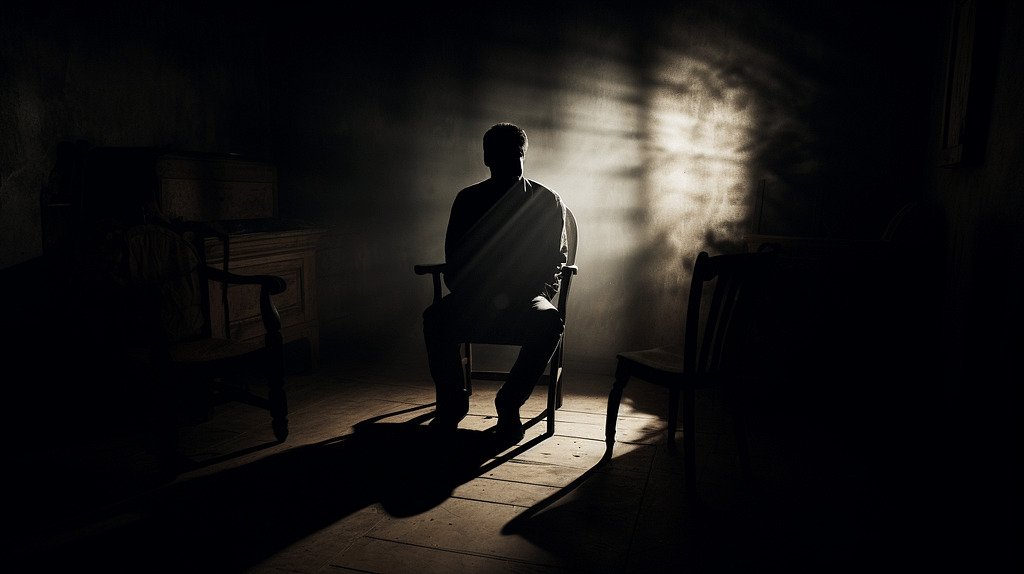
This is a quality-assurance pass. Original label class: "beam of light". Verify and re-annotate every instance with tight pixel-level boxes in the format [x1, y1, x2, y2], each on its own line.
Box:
[408, 24, 762, 370]
[386, 4, 831, 382]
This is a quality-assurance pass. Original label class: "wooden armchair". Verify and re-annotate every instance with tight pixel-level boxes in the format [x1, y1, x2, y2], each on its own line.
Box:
[605, 249, 777, 497]
[116, 222, 289, 463]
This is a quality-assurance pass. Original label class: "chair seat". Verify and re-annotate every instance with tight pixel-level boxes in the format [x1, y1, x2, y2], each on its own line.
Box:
[617, 346, 723, 390]
[169, 338, 261, 363]
[617, 345, 687, 373]
[127, 338, 262, 366]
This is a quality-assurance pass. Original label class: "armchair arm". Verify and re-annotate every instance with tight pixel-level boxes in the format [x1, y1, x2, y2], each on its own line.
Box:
[556, 265, 579, 320]
[203, 266, 287, 295]
[415, 263, 578, 306]
[414, 263, 447, 303]
[202, 265, 287, 333]
[414, 263, 447, 275]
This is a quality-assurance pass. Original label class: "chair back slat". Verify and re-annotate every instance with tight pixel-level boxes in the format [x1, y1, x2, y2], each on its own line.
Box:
[687, 251, 776, 379]
[702, 273, 739, 375]
[564, 206, 578, 267]
[551, 206, 578, 320]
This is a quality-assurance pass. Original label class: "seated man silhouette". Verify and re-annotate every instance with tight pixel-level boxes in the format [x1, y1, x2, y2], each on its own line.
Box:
[423, 123, 567, 440]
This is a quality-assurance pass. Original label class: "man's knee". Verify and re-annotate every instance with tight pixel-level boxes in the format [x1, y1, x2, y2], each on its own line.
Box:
[423, 301, 451, 343]
[544, 307, 564, 333]
[424, 297, 470, 343]
[527, 308, 563, 343]
[529, 296, 563, 337]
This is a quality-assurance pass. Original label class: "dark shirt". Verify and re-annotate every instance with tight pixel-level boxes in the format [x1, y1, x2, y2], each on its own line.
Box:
[444, 178, 567, 306]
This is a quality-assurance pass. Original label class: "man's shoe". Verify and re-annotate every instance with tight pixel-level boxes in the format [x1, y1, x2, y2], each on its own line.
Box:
[492, 416, 524, 445]
[431, 391, 469, 431]
[428, 416, 459, 432]
[429, 407, 466, 432]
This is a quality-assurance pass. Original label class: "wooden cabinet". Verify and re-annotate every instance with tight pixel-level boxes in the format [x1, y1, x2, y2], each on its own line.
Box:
[71, 147, 324, 368]
[205, 228, 323, 367]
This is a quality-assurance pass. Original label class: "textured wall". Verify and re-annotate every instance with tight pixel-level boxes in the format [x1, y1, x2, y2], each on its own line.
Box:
[928, 1, 1024, 397]
[3, 2, 953, 370]
[918, 2, 1024, 555]
[270, 2, 939, 365]
[0, 3, 271, 268]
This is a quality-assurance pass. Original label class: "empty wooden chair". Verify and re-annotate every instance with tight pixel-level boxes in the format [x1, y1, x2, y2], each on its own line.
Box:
[605, 249, 776, 497]
[118, 222, 289, 469]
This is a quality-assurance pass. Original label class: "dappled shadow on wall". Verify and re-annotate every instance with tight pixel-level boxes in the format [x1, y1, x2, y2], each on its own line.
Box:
[462, 38, 764, 355]
[301, 5, 821, 362]
[484, 28, 812, 356]
[622, 48, 758, 350]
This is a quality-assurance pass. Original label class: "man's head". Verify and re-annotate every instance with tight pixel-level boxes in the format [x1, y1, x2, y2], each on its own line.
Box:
[483, 123, 527, 180]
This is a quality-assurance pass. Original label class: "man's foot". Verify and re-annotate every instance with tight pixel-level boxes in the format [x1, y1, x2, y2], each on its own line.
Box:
[428, 415, 460, 432]
[431, 391, 469, 431]
[492, 416, 524, 445]
[429, 406, 467, 432]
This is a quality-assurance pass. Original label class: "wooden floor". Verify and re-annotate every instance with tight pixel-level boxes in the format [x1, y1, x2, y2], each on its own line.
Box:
[11, 346, 948, 573]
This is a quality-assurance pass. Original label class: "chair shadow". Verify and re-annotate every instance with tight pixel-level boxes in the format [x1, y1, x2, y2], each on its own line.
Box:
[14, 404, 553, 574]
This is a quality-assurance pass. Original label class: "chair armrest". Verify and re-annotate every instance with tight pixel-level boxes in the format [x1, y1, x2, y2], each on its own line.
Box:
[415, 263, 447, 303]
[414, 263, 447, 276]
[203, 266, 287, 295]
[556, 265, 579, 319]
[202, 265, 287, 333]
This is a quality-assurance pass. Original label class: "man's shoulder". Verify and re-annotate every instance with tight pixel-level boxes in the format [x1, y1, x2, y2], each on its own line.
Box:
[450, 180, 493, 212]
[525, 179, 564, 205]
[454, 178, 501, 201]
[455, 179, 488, 195]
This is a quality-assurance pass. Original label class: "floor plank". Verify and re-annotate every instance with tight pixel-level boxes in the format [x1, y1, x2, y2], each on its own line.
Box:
[332, 537, 579, 574]
[14, 351, 931, 574]
[243, 506, 388, 574]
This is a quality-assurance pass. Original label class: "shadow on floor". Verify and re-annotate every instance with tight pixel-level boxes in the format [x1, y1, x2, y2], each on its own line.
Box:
[12, 404, 553, 573]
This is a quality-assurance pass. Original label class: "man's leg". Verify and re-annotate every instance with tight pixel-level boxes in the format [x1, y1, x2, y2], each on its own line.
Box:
[494, 296, 564, 433]
[423, 297, 470, 428]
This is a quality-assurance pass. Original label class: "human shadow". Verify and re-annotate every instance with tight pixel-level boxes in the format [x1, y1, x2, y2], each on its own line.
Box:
[14, 404, 550, 574]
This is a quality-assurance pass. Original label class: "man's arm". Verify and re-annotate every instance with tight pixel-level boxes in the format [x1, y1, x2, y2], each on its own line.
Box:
[443, 191, 469, 292]
[542, 194, 568, 301]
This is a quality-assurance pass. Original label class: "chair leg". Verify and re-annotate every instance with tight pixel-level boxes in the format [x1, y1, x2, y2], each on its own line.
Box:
[150, 397, 181, 478]
[545, 338, 565, 435]
[552, 337, 564, 410]
[266, 331, 288, 442]
[735, 411, 753, 481]
[668, 387, 680, 450]
[463, 343, 473, 396]
[605, 368, 630, 460]
[683, 387, 696, 499]
[546, 368, 557, 436]
[269, 381, 288, 442]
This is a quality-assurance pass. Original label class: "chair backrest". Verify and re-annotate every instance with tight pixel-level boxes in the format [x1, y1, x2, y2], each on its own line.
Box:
[123, 224, 207, 343]
[565, 206, 578, 267]
[881, 201, 916, 241]
[685, 250, 776, 379]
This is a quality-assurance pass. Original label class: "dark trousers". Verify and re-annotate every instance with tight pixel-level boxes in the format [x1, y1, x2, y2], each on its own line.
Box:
[423, 294, 563, 420]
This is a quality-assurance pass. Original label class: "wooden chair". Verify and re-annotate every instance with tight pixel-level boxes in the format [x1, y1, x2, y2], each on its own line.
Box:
[415, 207, 578, 436]
[605, 249, 776, 497]
[117, 222, 289, 465]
